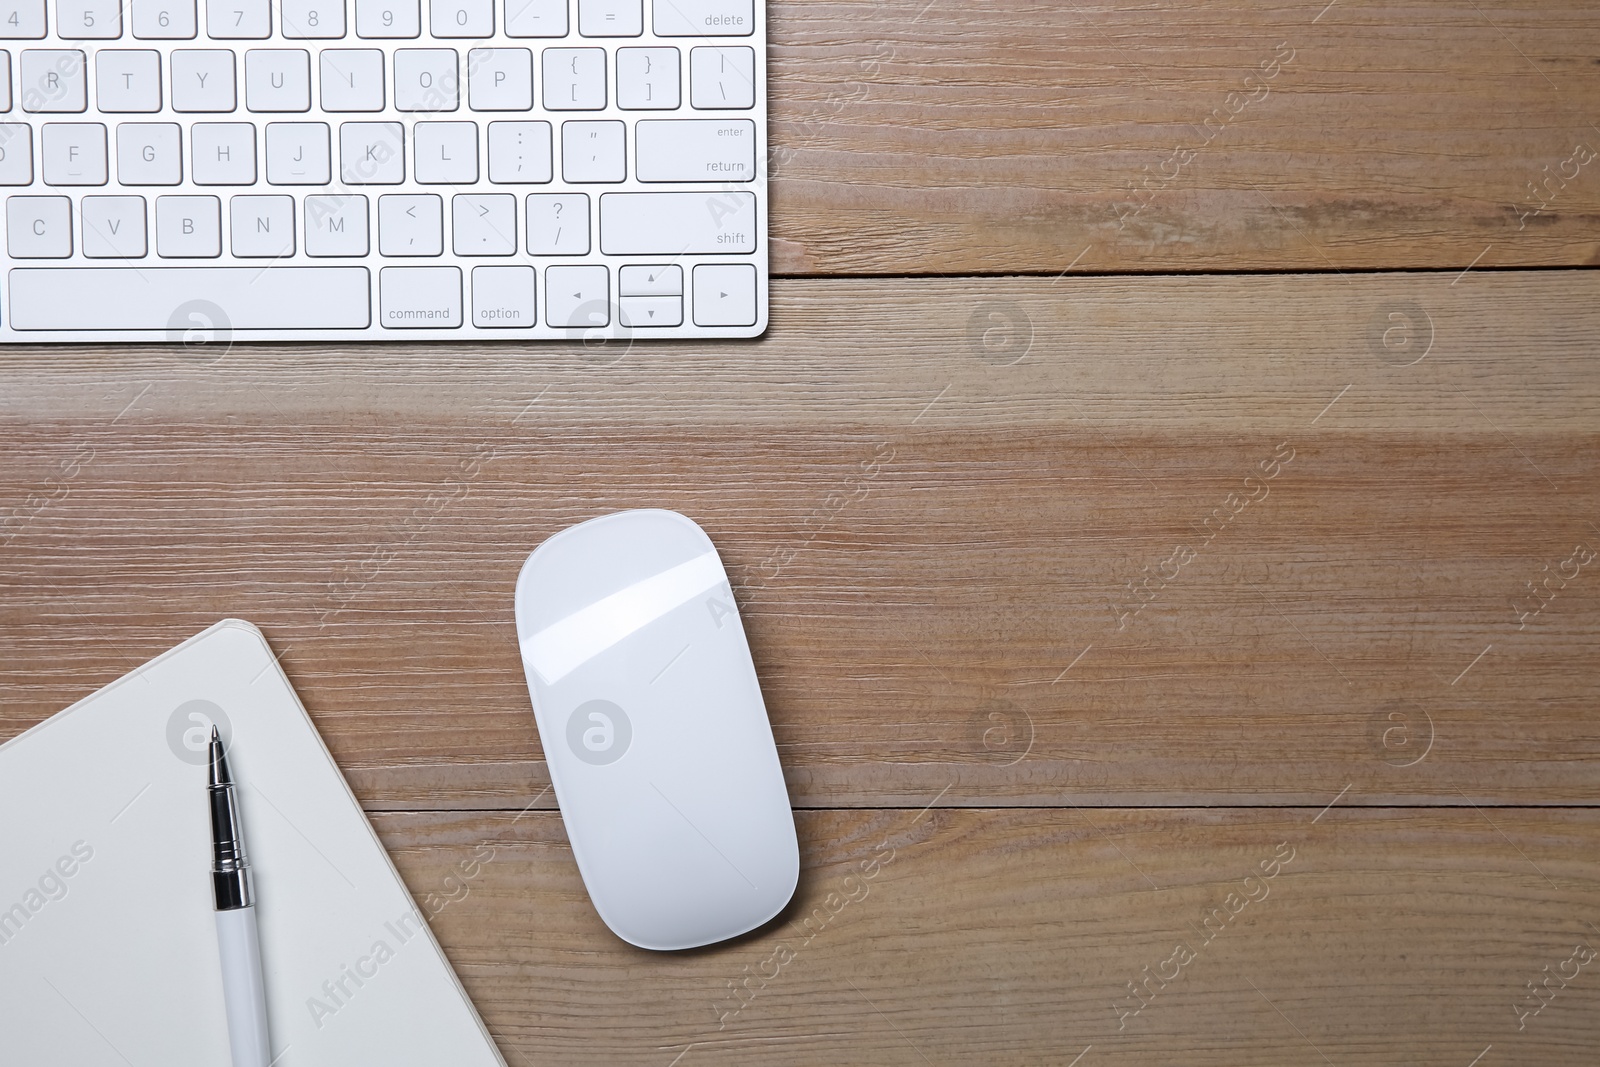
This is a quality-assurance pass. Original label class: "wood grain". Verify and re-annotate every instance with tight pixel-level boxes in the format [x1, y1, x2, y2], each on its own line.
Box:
[766, 0, 1600, 274]
[1, 273, 1595, 808]
[376, 806, 1600, 1066]
[4, 4, 1597, 1055]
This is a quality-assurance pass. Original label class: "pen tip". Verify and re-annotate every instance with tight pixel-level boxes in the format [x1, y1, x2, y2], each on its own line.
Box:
[208, 728, 230, 788]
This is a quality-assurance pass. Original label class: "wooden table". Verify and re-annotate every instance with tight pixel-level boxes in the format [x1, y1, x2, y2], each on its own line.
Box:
[4, 2, 1600, 1063]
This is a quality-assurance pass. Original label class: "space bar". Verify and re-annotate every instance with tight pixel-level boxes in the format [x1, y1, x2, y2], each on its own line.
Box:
[8, 267, 371, 331]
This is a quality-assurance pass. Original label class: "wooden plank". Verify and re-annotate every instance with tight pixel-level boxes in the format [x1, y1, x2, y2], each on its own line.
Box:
[766, 0, 1600, 273]
[0, 272, 1595, 430]
[375, 807, 1600, 1065]
[0, 273, 1596, 807]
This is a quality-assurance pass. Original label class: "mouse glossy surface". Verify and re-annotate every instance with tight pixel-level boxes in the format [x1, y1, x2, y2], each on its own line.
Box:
[514, 510, 799, 951]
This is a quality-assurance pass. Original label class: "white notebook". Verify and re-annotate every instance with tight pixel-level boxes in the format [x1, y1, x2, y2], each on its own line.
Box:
[0, 620, 506, 1066]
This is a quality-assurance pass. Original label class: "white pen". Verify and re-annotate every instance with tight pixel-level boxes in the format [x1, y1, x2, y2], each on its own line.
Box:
[209, 727, 272, 1067]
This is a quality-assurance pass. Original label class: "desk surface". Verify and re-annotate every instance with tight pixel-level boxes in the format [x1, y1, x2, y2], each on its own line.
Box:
[4, 3, 1600, 1064]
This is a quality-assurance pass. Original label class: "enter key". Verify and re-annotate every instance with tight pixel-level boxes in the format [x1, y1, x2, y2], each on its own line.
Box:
[635, 120, 756, 183]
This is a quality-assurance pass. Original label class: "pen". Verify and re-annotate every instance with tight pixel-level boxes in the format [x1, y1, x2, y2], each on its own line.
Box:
[209, 727, 272, 1067]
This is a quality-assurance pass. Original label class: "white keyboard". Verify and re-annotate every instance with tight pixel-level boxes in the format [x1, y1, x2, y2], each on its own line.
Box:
[0, 0, 765, 342]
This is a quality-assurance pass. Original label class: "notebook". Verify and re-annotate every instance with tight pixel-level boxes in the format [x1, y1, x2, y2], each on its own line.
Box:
[0, 619, 506, 1066]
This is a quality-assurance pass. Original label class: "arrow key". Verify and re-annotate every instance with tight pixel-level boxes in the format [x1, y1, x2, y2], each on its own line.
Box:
[620, 295, 681, 327]
[545, 264, 609, 328]
[692, 262, 756, 327]
[619, 263, 682, 297]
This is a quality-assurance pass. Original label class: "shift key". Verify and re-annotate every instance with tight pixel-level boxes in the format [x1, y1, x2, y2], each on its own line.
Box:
[636, 120, 755, 183]
[599, 191, 756, 255]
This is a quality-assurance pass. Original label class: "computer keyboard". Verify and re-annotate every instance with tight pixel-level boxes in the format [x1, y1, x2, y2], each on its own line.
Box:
[0, 0, 766, 342]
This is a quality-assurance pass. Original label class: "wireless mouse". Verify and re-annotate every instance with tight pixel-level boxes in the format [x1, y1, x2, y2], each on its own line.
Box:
[513, 509, 800, 951]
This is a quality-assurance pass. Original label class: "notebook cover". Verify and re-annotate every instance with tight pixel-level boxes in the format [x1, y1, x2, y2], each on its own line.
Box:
[0, 619, 506, 1066]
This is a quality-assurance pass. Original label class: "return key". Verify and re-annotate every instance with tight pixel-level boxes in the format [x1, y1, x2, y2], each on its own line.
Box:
[635, 119, 756, 183]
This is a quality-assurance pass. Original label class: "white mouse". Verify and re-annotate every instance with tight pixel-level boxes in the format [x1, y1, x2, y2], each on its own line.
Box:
[513, 509, 800, 950]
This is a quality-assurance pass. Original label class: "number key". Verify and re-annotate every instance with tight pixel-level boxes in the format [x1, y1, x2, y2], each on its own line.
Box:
[431, 0, 489, 37]
[355, 0, 418, 38]
[133, 0, 197, 38]
[0, 0, 45, 38]
[281, 0, 344, 38]
[59, 0, 122, 39]
[206, 0, 269, 38]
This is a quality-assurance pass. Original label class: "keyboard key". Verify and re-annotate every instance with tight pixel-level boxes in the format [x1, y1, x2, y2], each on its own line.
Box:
[41, 120, 105, 183]
[132, 0, 198, 39]
[560, 118, 623, 183]
[619, 295, 679, 326]
[6, 194, 70, 255]
[280, 0, 343, 37]
[598, 190, 754, 254]
[97, 50, 163, 112]
[486, 120, 549, 182]
[467, 47, 531, 111]
[452, 192, 513, 254]
[542, 47, 603, 110]
[355, 0, 418, 38]
[618, 262, 679, 295]
[20, 50, 86, 112]
[545, 263, 606, 327]
[0, 124, 32, 183]
[616, 47, 677, 110]
[206, 0, 270, 38]
[690, 46, 754, 109]
[243, 49, 310, 112]
[320, 49, 383, 111]
[471, 264, 533, 326]
[652, 0, 751, 37]
[635, 118, 751, 182]
[155, 193, 221, 256]
[170, 50, 236, 111]
[503, 0, 561, 36]
[393, 48, 457, 111]
[265, 120, 329, 183]
[190, 121, 253, 182]
[229, 193, 293, 255]
[7, 266, 371, 328]
[116, 121, 182, 184]
[339, 120, 403, 182]
[412, 119, 475, 182]
[577, 0, 638, 37]
[81, 194, 147, 256]
[304, 192, 367, 254]
[0, 52, 10, 111]
[431, 0, 489, 38]
[60, 0, 123, 39]
[377, 192, 440, 255]
[0, 0, 44, 38]
[379, 265, 458, 327]
[525, 191, 586, 253]
[692, 262, 754, 326]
